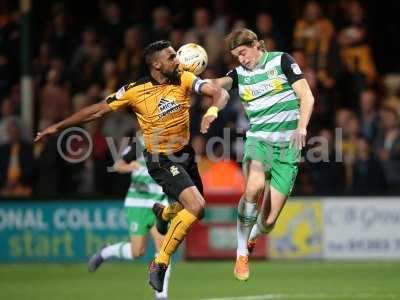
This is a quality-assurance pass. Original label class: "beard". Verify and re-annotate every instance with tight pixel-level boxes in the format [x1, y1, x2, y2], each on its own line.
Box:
[161, 66, 180, 82]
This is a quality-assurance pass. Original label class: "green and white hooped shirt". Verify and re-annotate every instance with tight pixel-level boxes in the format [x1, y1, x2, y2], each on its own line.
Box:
[121, 138, 168, 208]
[227, 52, 304, 143]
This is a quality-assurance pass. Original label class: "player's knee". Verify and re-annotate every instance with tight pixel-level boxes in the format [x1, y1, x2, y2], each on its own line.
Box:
[185, 199, 205, 219]
[264, 221, 276, 233]
[245, 182, 264, 201]
[258, 218, 276, 234]
[131, 246, 145, 258]
[265, 220, 276, 231]
[132, 250, 145, 258]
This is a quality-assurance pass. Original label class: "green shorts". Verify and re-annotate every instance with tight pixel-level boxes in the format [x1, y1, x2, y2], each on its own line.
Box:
[124, 206, 156, 236]
[243, 137, 300, 196]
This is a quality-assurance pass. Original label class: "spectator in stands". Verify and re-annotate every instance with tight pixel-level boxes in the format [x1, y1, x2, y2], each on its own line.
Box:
[0, 50, 13, 100]
[184, 7, 222, 68]
[351, 136, 386, 195]
[0, 9, 20, 96]
[231, 19, 247, 31]
[382, 74, 400, 114]
[358, 89, 378, 141]
[0, 119, 33, 197]
[33, 43, 52, 87]
[85, 84, 103, 104]
[337, 0, 376, 84]
[212, 0, 232, 36]
[374, 107, 400, 193]
[169, 28, 185, 50]
[71, 42, 105, 92]
[101, 60, 119, 97]
[149, 6, 172, 42]
[294, 1, 340, 118]
[0, 98, 15, 145]
[70, 27, 99, 76]
[293, 1, 334, 73]
[46, 9, 73, 62]
[40, 67, 70, 127]
[262, 37, 277, 51]
[97, 2, 124, 59]
[340, 114, 360, 190]
[255, 13, 286, 50]
[116, 26, 146, 83]
[307, 128, 345, 195]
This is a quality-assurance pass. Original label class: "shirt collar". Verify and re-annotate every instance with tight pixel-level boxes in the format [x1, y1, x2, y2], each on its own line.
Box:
[149, 72, 180, 85]
[256, 52, 268, 69]
[149, 74, 163, 85]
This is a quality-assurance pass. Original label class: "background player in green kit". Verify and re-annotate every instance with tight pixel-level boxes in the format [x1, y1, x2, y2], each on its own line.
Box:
[87, 135, 171, 300]
[206, 28, 314, 281]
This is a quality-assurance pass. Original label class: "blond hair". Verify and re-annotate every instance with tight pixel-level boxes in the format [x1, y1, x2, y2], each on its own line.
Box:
[226, 28, 265, 51]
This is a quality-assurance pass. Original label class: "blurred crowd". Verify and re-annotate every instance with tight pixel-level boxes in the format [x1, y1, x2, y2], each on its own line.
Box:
[1, 0, 400, 198]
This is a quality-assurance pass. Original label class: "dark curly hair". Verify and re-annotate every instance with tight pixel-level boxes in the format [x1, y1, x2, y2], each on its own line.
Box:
[144, 40, 171, 67]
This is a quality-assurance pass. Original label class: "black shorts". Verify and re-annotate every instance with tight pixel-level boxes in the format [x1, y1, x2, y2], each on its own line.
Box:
[144, 145, 203, 201]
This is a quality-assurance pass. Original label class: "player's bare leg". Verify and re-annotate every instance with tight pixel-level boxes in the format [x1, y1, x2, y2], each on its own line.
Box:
[248, 185, 288, 251]
[149, 186, 204, 292]
[130, 236, 147, 257]
[234, 160, 264, 281]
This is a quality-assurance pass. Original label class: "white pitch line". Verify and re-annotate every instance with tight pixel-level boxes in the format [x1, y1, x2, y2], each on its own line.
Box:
[201, 293, 399, 300]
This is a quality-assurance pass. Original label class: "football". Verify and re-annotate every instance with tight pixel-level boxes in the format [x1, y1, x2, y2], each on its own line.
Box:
[177, 43, 208, 75]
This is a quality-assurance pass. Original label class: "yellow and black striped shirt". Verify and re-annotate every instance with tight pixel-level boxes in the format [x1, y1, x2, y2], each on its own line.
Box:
[106, 71, 204, 153]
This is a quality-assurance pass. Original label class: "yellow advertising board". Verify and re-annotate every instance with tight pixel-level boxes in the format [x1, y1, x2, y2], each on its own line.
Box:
[269, 200, 322, 259]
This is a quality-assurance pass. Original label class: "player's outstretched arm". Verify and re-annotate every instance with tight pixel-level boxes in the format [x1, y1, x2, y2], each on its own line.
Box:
[290, 78, 314, 149]
[199, 82, 230, 134]
[34, 101, 113, 142]
[113, 159, 141, 174]
[113, 140, 142, 173]
[205, 76, 233, 91]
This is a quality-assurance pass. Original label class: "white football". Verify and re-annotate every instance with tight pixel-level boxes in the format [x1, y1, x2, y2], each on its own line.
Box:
[177, 43, 208, 75]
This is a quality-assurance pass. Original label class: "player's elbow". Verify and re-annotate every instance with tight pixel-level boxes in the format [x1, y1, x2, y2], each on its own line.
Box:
[308, 92, 315, 106]
[300, 91, 314, 107]
[94, 108, 109, 119]
[206, 83, 219, 96]
[212, 87, 229, 107]
[93, 101, 112, 119]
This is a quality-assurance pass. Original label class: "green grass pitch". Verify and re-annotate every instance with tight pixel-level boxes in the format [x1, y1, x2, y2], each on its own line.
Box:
[1, 261, 399, 300]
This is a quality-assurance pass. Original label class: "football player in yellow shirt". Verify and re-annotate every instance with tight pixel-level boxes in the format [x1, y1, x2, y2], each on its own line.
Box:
[35, 40, 229, 292]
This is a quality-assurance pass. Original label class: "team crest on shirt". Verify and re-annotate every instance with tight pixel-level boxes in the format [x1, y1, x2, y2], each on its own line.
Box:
[267, 68, 279, 78]
[170, 165, 180, 176]
[116, 86, 125, 99]
[158, 98, 182, 117]
[115, 82, 136, 99]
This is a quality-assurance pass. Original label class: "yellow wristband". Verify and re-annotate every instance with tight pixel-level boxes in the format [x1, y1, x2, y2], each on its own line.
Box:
[205, 106, 219, 117]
